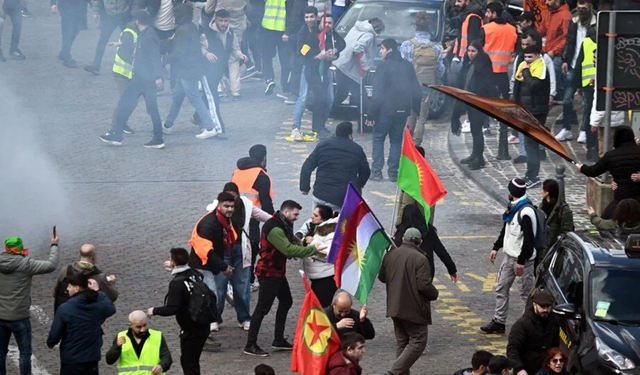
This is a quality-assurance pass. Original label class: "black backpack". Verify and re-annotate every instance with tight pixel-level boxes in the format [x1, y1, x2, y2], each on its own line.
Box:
[54, 265, 100, 313]
[185, 270, 218, 325]
[518, 203, 551, 249]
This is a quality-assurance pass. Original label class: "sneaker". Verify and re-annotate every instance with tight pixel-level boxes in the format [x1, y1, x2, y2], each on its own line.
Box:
[276, 92, 288, 100]
[83, 65, 100, 75]
[143, 139, 165, 149]
[271, 340, 294, 350]
[370, 172, 383, 181]
[225, 283, 234, 306]
[251, 280, 259, 292]
[162, 123, 174, 135]
[123, 125, 135, 134]
[100, 133, 123, 146]
[525, 177, 541, 188]
[480, 320, 506, 334]
[244, 344, 269, 357]
[0, 50, 6, 62]
[388, 174, 397, 182]
[210, 322, 220, 332]
[461, 120, 471, 133]
[196, 128, 219, 140]
[203, 336, 222, 351]
[21, 8, 32, 17]
[265, 80, 275, 95]
[508, 135, 519, 144]
[284, 95, 298, 105]
[232, 93, 241, 101]
[241, 68, 258, 80]
[238, 321, 250, 331]
[555, 128, 573, 141]
[10, 50, 26, 60]
[290, 128, 302, 141]
[513, 155, 527, 164]
[577, 130, 587, 144]
[62, 59, 77, 68]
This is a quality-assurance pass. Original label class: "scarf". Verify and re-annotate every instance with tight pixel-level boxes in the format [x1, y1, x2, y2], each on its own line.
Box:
[275, 211, 295, 241]
[216, 209, 238, 253]
[171, 264, 190, 275]
[5, 246, 28, 256]
[502, 197, 532, 222]
[515, 57, 545, 82]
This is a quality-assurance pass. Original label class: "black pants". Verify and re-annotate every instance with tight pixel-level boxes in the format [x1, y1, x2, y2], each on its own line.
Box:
[59, 6, 83, 61]
[469, 109, 486, 158]
[525, 114, 548, 180]
[180, 327, 210, 375]
[261, 28, 290, 91]
[91, 12, 129, 68]
[311, 276, 337, 308]
[583, 89, 598, 151]
[246, 277, 292, 346]
[307, 75, 328, 132]
[246, 5, 263, 71]
[494, 72, 510, 132]
[113, 78, 163, 141]
[249, 219, 260, 284]
[61, 361, 99, 375]
[2, 4, 22, 53]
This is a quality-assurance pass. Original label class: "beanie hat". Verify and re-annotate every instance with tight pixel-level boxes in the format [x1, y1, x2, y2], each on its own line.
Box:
[5, 237, 28, 256]
[508, 178, 526, 198]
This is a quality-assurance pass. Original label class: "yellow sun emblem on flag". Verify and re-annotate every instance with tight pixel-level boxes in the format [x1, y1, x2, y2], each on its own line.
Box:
[340, 218, 348, 234]
[303, 308, 333, 355]
[349, 240, 366, 269]
[416, 162, 426, 184]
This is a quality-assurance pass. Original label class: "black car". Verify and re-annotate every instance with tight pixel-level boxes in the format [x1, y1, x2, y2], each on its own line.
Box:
[531, 231, 640, 375]
[331, 0, 448, 119]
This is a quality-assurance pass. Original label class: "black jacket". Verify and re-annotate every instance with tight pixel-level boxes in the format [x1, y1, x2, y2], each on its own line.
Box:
[188, 210, 230, 275]
[323, 306, 376, 340]
[393, 224, 457, 279]
[303, 29, 347, 84]
[514, 58, 551, 115]
[105, 329, 172, 371]
[153, 267, 208, 330]
[236, 157, 275, 214]
[300, 136, 370, 207]
[581, 126, 640, 201]
[202, 25, 234, 80]
[561, 14, 596, 65]
[46, 290, 116, 364]
[286, 0, 308, 37]
[451, 52, 494, 133]
[370, 50, 422, 119]
[507, 308, 560, 374]
[167, 4, 205, 80]
[132, 26, 164, 83]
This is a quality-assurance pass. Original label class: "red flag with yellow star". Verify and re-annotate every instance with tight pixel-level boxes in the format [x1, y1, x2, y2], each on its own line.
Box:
[291, 275, 341, 375]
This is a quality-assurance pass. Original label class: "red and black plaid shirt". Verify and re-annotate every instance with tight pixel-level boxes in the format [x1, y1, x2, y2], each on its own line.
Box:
[255, 214, 292, 279]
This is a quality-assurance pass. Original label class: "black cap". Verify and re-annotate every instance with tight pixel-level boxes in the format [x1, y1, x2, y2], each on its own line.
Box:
[508, 178, 527, 198]
[488, 356, 516, 373]
[132, 9, 152, 26]
[518, 11, 535, 22]
[532, 290, 554, 306]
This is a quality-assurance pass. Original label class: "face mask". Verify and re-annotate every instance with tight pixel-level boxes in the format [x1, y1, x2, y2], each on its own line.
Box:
[524, 57, 535, 63]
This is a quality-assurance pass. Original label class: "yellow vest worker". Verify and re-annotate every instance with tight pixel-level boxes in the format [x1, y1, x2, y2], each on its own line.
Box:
[110, 328, 171, 375]
[231, 146, 276, 212]
[482, 22, 517, 73]
[113, 27, 138, 79]
[262, 0, 286, 32]
[580, 37, 596, 88]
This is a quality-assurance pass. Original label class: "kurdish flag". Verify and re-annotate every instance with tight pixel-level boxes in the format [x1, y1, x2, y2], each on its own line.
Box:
[291, 274, 341, 375]
[333, 201, 391, 304]
[397, 126, 447, 224]
[327, 182, 362, 264]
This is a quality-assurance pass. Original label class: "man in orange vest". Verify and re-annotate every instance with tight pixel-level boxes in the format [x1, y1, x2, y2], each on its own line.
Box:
[480, 2, 518, 160]
[445, 0, 483, 82]
[231, 144, 276, 290]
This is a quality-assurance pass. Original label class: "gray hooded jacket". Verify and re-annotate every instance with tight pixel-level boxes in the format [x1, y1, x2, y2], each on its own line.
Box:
[334, 20, 378, 82]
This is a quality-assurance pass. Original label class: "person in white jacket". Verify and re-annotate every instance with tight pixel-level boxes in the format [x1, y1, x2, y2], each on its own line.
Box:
[295, 205, 338, 307]
[588, 83, 628, 161]
[206, 182, 271, 331]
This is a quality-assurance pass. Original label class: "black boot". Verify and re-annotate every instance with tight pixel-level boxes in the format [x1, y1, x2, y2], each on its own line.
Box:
[496, 125, 511, 160]
[468, 156, 485, 170]
[461, 154, 477, 164]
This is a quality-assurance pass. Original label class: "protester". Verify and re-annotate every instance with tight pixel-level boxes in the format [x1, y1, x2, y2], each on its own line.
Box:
[105, 310, 172, 374]
[446, 0, 483, 77]
[243, 200, 326, 357]
[394, 204, 458, 282]
[148, 248, 212, 375]
[1, 0, 24, 60]
[573, 29, 597, 160]
[451, 40, 494, 170]
[481, 178, 536, 334]
[577, 126, 640, 219]
[326, 332, 365, 375]
[555, 0, 596, 143]
[368, 38, 422, 182]
[245, 0, 264, 77]
[588, 198, 640, 232]
[487, 356, 514, 375]
[216, 0, 249, 99]
[261, 0, 290, 95]
[539, 179, 574, 261]
[47, 273, 117, 375]
[106, 19, 138, 135]
[300, 122, 370, 211]
[378, 227, 439, 375]
[0, 233, 59, 375]
[535, 348, 570, 375]
[453, 350, 495, 375]
[507, 291, 560, 375]
[539, 0, 571, 101]
[83, 0, 132, 74]
[400, 11, 445, 147]
[516, 12, 540, 46]
[288, 6, 318, 128]
[51, 0, 87, 67]
[53, 244, 118, 313]
[325, 290, 376, 340]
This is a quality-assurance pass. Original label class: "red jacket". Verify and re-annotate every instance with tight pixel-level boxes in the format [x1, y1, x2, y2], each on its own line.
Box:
[326, 351, 362, 375]
[539, 3, 572, 56]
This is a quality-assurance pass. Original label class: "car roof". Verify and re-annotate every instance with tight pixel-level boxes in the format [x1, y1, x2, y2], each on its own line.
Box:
[570, 231, 640, 269]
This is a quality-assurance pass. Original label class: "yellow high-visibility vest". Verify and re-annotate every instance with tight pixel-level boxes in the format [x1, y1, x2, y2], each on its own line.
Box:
[116, 329, 164, 375]
[261, 0, 286, 32]
[113, 28, 138, 79]
[581, 37, 597, 88]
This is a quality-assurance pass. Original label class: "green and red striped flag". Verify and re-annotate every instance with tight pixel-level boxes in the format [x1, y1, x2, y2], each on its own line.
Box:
[397, 126, 447, 223]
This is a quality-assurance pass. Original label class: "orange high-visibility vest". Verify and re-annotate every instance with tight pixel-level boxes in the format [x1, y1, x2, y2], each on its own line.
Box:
[482, 22, 517, 73]
[188, 212, 238, 265]
[454, 13, 484, 58]
[231, 168, 276, 207]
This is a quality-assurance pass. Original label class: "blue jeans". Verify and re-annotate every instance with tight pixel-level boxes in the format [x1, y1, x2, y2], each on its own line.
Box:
[562, 67, 578, 130]
[331, 5, 346, 21]
[552, 56, 564, 99]
[0, 318, 32, 375]
[199, 269, 217, 298]
[165, 78, 214, 131]
[292, 68, 334, 130]
[372, 114, 406, 177]
[214, 244, 251, 324]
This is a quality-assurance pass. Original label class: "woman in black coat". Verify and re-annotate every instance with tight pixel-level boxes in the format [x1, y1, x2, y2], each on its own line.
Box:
[450, 39, 496, 170]
[393, 204, 458, 282]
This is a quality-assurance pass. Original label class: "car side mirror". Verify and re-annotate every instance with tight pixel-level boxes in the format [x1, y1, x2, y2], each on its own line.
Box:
[553, 303, 582, 320]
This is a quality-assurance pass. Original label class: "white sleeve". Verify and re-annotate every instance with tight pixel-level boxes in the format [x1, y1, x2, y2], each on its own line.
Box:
[544, 54, 556, 98]
[509, 55, 519, 96]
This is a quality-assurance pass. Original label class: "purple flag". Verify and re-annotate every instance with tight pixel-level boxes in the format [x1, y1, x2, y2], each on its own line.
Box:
[327, 183, 364, 264]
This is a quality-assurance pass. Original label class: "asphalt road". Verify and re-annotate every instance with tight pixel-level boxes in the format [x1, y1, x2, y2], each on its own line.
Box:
[0, 4, 530, 374]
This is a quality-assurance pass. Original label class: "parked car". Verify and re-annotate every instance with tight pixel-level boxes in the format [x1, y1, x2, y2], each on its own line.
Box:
[331, 0, 448, 120]
[530, 231, 640, 375]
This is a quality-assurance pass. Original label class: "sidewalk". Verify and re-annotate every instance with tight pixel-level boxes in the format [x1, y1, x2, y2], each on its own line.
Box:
[447, 102, 594, 230]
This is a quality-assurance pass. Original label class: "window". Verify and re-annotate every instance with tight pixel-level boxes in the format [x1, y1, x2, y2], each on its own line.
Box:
[551, 248, 584, 307]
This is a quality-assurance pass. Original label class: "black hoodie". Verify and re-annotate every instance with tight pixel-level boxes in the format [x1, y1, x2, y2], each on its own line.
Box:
[581, 126, 640, 201]
[236, 157, 275, 214]
[507, 307, 559, 374]
[167, 4, 205, 80]
[370, 50, 422, 119]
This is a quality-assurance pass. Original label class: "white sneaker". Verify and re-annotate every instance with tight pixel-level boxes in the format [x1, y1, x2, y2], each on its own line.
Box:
[290, 128, 302, 141]
[238, 321, 250, 331]
[577, 130, 587, 144]
[555, 128, 573, 141]
[162, 124, 173, 135]
[508, 135, 520, 144]
[196, 128, 219, 140]
[251, 280, 259, 292]
[210, 322, 220, 332]
[461, 120, 471, 133]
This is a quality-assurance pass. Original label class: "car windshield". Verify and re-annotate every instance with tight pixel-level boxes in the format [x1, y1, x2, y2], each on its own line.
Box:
[335, 1, 441, 43]
[591, 269, 640, 324]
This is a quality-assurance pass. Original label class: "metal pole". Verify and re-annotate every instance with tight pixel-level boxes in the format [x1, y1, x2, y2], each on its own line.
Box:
[555, 165, 566, 202]
[603, 12, 616, 173]
[359, 75, 364, 135]
[389, 184, 401, 234]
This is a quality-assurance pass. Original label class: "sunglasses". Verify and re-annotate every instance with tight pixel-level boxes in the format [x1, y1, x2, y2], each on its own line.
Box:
[551, 358, 565, 364]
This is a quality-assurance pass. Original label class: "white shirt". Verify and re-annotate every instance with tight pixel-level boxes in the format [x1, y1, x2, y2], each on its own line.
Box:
[571, 23, 588, 69]
[154, 0, 176, 31]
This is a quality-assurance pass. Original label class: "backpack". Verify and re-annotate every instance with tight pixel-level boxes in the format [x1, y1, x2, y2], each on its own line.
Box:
[518, 203, 551, 249]
[411, 39, 438, 86]
[185, 270, 218, 325]
[53, 265, 101, 313]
